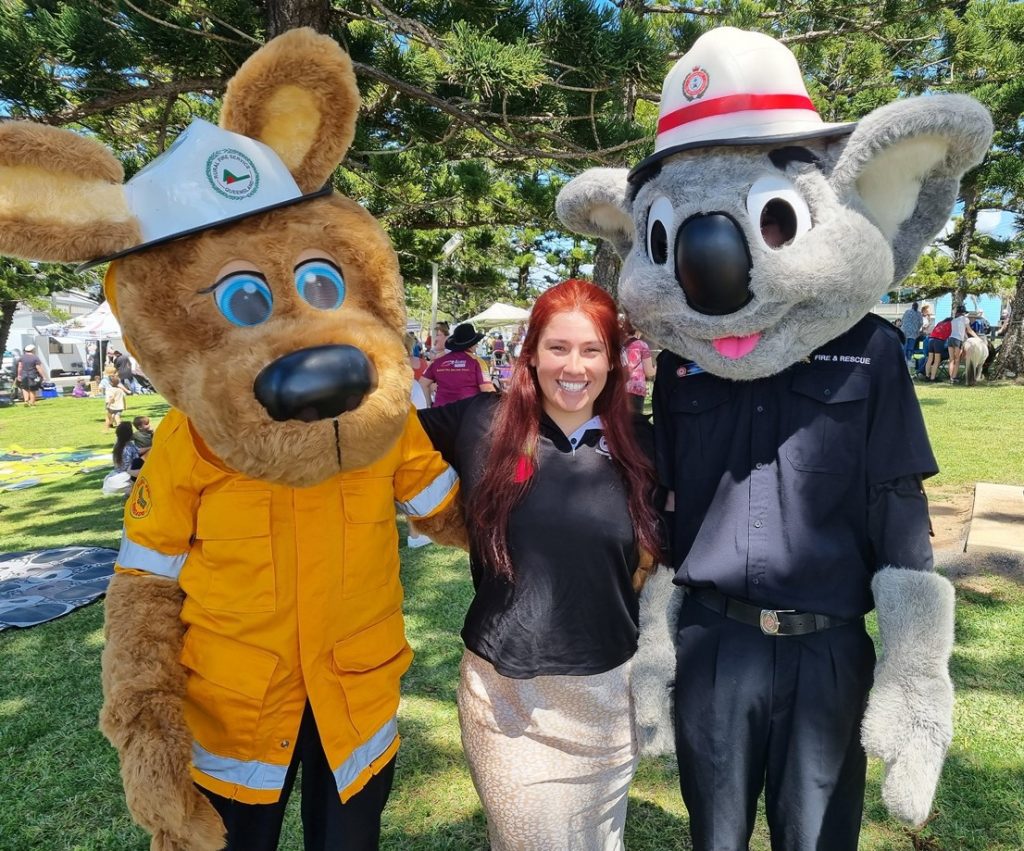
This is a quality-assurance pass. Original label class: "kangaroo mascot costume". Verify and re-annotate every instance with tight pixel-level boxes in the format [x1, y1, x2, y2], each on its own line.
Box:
[557, 27, 991, 851]
[0, 29, 466, 851]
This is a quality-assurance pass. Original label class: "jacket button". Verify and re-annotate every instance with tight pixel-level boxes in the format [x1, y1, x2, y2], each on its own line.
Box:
[755, 462, 763, 470]
[753, 520, 763, 528]
[756, 405, 764, 413]
[824, 388, 832, 397]
[280, 740, 290, 749]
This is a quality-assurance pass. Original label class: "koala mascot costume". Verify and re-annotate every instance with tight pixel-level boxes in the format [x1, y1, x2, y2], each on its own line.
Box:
[0, 30, 467, 851]
[558, 28, 991, 851]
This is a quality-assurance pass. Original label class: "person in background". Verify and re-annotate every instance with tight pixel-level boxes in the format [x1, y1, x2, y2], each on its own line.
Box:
[72, 377, 89, 398]
[426, 321, 450, 362]
[900, 302, 924, 367]
[112, 421, 144, 478]
[104, 374, 130, 430]
[491, 332, 506, 365]
[419, 323, 494, 407]
[16, 343, 47, 407]
[947, 304, 978, 384]
[132, 415, 154, 456]
[622, 317, 656, 414]
[417, 279, 662, 850]
[925, 314, 953, 381]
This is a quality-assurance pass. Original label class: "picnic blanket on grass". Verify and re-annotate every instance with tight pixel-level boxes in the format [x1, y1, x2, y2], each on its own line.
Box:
[0, 547, 116, 630]
[0, 446, 110, 491]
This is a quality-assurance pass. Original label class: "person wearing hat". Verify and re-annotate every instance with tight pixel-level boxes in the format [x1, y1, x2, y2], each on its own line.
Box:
[15, 343, 47, 407]
[556, 26, 991, 851]
[419, 322, 494, 407]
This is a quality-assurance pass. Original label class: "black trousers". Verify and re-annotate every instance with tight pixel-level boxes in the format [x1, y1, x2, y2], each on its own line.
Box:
[673, 594, 875, 851]
[200, 703, 396, 851]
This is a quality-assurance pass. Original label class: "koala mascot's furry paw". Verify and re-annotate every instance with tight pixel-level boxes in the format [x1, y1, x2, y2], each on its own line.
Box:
[862, 569, 956, 826]
[0, 28, 466, 848]
[633, 568, 684, 756]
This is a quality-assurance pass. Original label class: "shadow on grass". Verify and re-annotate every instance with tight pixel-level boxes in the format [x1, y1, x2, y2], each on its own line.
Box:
[864, 754, 1024, 851]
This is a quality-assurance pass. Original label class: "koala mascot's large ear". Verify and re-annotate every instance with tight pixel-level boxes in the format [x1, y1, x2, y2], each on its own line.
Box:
[827, 94, 992, 285]
[220, 27, 360, 193]
[0, 123, 141, 263]
[555, 167, 635, 259]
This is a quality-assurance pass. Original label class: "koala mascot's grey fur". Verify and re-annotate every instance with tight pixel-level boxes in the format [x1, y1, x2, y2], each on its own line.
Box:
[558, 27, 991, 840]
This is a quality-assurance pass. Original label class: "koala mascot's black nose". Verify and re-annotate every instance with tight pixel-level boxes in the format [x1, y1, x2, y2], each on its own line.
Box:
[254, 345, 377, 422]
[675, 213, 753, 315]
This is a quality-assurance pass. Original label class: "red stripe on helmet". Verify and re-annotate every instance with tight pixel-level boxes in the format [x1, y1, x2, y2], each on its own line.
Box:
[657, 93, 818, 136]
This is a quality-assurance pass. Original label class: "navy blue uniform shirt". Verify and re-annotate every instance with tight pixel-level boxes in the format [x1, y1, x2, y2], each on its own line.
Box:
[654, 315, 937, 620]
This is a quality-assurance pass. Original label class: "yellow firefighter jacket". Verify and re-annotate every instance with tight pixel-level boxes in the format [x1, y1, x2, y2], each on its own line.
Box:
[115, 407, 458, 804]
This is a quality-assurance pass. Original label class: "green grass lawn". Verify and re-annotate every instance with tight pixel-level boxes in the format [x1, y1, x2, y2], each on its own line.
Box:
[1, 387, 1022, 850]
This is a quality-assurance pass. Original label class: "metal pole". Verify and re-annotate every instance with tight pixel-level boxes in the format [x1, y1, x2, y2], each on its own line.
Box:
[430, 261, 439, 352]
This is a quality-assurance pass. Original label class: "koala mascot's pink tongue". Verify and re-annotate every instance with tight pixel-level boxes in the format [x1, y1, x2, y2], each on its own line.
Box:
[712, 333, 761, 359]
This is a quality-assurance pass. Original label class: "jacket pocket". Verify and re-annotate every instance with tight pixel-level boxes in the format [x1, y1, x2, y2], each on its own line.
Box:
[190, 490, 276, 613]
[340, 477, 398, 598]
[332, 609, 413, 738]
[180, 625, 279, 756]
[785, 371, 870, 474]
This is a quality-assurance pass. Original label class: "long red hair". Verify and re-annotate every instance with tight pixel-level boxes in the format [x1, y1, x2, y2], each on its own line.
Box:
[473, 279, 662, 581]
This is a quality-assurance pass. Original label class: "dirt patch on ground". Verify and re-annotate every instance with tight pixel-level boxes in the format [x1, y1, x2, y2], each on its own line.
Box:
[927, 485, 974, 554]
[929, 484, 1024, 583]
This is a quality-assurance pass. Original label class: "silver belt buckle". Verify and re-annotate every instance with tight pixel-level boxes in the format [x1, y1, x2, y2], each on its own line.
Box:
[759, 609, 781, 635]
[759, 609, 795, 636]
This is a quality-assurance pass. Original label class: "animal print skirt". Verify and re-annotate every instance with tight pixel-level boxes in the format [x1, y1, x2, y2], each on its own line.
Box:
[457, 649, 638, 851]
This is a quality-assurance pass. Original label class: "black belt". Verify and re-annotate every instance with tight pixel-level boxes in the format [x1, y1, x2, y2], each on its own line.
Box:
[685, 587, 856, 636]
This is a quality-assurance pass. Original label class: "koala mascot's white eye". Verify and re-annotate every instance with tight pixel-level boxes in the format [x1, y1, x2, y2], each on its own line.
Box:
[646, 195, 674, 265]
[745, 175, 812, 250]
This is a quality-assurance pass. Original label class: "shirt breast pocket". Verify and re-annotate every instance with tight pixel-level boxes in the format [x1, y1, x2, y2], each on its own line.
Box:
[187, 490, 276, 613]
[668, 381, 732, 478]
[785, 371, 870, 474]
[341, 476, 398, 598]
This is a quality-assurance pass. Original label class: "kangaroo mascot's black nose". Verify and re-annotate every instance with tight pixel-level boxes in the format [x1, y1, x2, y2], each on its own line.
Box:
[254, 345, 376, 422]
[675, 213, 753, 315]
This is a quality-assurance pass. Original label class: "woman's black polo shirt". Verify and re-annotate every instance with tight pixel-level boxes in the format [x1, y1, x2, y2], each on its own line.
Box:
[654, 314, 938, 620]
[419, 393, 652, 679]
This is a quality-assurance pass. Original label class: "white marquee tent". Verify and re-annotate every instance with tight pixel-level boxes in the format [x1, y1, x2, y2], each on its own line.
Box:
[463, 302, 530, 329]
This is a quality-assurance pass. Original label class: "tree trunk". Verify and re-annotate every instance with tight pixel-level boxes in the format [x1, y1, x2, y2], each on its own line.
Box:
[991, 274, 1024, 379]
[952, 182, 979, 311]
[591, 240, 622, 301]
[517, 263, 530, 302]
[266, 0, 331, 37]
[0, 300, 17, 367]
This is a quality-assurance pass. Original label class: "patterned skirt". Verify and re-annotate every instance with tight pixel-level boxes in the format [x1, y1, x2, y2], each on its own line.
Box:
[457, 649, 638, 851]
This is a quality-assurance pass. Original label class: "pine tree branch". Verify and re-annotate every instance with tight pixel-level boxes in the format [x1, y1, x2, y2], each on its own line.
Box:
[35, 77, 227, 126]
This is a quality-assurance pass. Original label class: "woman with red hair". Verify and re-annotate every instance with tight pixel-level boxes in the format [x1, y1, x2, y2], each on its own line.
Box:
[418, 279, 662, 850]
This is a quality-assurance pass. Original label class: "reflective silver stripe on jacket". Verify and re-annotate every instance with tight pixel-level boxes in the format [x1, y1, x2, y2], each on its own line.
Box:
[192, 743, 289, 791]
[116, 535, 188, 580]
[333, 716, 399, 794]
[395, 466, 458, 519]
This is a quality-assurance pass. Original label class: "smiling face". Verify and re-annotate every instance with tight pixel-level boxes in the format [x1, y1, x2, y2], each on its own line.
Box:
[620, 143, 896, 379]
[111, 195, 412, 486]
[531, 310, 611, 431]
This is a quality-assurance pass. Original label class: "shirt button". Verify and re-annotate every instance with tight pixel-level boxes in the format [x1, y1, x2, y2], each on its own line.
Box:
[753, 577, 761, 585]
[280, 740, 290, 749]
[756, 405, 764, 413]
[824, 388, 832, 397]
[753, 519, 763, 528]
[755, 462, 764, 470]
[692, 400, 699, 407]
